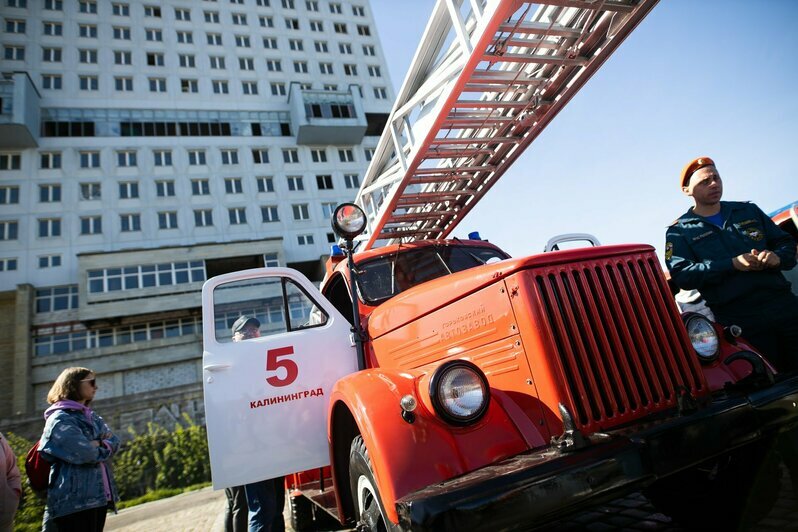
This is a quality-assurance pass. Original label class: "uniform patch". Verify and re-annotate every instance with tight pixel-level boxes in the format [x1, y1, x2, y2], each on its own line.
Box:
[665, 242, 673, 260]
[742, 227, 764, 241]
[738, 219, 757, 226]
[692, 230, 713, 242]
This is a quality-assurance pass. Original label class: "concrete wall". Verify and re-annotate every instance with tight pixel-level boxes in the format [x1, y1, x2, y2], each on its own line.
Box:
[0, 290, 16, 418]
[0, 383, 205, 443]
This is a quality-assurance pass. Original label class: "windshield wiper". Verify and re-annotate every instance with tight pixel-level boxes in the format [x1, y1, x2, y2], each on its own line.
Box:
[452, 237, 486, 265]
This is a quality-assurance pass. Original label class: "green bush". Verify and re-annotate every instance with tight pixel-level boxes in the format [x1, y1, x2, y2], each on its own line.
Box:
[7, 416, 211, 531]
[153, 419, 211, 491]
[113, 423, 169, 500]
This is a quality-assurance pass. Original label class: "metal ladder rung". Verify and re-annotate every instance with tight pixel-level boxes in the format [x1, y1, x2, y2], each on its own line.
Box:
[497, 21, 582, 38]
[463, 83, 538, 93]
[424, 149, 494, 159]
[453, 101, 529, 109]
[387, 212, 450, 222]
[483, 52, 587, 66]
[441, 119, 515, 129]
[488, 38, 563, 50]
[409, 176, 475, 185]
[414, 165, 496, 175]
[539, 0, 634, 13]
[430, 136, 519, 145]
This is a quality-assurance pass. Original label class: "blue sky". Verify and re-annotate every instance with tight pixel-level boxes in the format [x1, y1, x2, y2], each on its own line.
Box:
[370, 0, 798, 261]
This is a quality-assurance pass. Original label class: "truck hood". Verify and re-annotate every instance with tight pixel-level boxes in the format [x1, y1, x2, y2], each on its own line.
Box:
[367, 244, 655, 339]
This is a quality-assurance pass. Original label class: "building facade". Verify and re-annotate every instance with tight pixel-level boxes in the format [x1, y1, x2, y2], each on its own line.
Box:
[0, 0, 392, 436]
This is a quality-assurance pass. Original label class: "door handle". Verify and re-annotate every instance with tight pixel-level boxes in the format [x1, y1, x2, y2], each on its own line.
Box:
[203, 364, 231, 372]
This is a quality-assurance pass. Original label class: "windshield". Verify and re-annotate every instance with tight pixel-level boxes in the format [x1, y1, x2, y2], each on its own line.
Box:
[356, 244, 508, 304]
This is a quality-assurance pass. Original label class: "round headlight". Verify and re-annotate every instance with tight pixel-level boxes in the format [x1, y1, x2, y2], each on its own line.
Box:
[331, 203, 367, 240]
[429, 360, 489, 426]
[685, 314, 719, 360]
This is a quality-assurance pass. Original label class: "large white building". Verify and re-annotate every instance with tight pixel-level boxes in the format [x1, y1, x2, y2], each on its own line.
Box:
[0, 0, 392, 432]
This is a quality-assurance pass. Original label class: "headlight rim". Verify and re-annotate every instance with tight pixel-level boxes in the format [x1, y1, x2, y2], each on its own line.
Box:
[683, 312, 720, 362]
[428, 359, 490, 427]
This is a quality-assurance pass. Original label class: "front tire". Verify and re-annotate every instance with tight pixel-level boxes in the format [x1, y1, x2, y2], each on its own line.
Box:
[349, 435, 398, 532]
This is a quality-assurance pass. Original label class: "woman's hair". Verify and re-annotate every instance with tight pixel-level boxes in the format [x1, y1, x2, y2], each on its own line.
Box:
[47, 367, 93, 404]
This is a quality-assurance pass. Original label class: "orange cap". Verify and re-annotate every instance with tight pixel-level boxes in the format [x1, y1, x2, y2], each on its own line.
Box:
[680, 156, 715, 188]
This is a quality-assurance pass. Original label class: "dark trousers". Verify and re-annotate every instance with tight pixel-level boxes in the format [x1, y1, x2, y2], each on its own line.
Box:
[225, 486, 249, 532]
[244, 477, 285, 532]
[54, 505, 107, 532]
[737, 309, 798, 373]
[717, 292, 798, 373]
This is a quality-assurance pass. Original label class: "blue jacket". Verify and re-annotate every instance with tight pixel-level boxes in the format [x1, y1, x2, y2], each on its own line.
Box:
[39, 403, 120, 519]
[665, 200, 797, 323]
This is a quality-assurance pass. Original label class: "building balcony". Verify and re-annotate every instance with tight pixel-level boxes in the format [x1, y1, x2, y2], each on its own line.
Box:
[289, 84, 367, 145]
[0, 72, 40, 149]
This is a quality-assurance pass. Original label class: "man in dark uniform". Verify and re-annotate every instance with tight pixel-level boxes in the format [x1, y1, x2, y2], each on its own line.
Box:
[665, 156, 798, 372]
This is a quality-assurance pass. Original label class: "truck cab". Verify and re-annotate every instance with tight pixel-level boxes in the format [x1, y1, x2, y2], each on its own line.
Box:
[202, 204, 798, 531]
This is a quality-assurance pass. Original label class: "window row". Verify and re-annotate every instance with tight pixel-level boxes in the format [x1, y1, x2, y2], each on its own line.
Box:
[20, 39, 378, 64]
[86, 254, 276, 295]
[88, 261, 206, 293]
[36, 72, 390, 100]
[0, 254, 60, 270]
[0, 201, 343, 238]
[7, 1, 368, 18]
[0, 175, 361, 207]
[35, 75, 386, 99]
[1, 147, 373, 171]
[35, 284, 79, 312]
[33, 315, 203, 357]
[4, 18, 373, 41]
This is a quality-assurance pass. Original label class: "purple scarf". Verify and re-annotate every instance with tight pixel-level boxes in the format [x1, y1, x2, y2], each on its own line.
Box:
[44, 399, 93, 422]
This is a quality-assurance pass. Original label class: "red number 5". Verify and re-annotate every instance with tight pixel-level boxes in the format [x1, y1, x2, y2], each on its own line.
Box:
[266, 346, 298, 387]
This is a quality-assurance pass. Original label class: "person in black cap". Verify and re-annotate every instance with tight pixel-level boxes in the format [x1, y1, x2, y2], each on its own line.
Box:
[223, 316, 285, 532]
[666, 156, 798, 372]
[231, 315, 262, 342]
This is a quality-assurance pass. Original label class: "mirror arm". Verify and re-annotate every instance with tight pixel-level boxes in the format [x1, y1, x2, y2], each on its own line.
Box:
[344, 239, 367, 371]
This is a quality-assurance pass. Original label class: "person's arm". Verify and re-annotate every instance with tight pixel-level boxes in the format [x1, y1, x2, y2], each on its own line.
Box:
[754, 204, 797, 271]
[40, 415, 114, 465]
[1, 434, 21, 497]
[95, 414, 120, 455]
[665, 228, 735, 290]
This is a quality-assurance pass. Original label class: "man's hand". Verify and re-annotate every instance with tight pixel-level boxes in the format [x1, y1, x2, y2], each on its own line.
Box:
[754, 249, 781, 268]
[732, 252, 763, 271]
[732, 249, 781, 271]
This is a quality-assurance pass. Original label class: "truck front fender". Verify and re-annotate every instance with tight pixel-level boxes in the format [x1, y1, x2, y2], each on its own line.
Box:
[327, 366, 531, 524]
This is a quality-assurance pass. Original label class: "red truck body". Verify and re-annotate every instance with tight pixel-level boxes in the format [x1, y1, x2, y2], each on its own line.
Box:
[265, 236, 798, 530]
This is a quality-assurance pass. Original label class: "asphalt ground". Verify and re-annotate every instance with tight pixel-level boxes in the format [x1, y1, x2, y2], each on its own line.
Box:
[105, 466, 798, 532]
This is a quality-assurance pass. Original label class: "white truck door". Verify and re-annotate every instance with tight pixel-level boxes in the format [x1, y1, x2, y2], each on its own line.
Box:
[202, 267, 357, 489]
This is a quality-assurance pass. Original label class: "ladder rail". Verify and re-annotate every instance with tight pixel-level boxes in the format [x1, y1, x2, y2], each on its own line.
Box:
[355, 0, 659, 250]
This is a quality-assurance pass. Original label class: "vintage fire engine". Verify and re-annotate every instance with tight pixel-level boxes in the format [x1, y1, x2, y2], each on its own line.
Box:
[202, 1, 798, 530]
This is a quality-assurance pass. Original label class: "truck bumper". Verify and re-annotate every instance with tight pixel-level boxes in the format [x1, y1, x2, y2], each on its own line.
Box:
[395, 376, 798, 531]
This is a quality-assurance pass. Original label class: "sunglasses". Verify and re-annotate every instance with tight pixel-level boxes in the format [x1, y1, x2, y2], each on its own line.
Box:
[81, 378, 97, 387]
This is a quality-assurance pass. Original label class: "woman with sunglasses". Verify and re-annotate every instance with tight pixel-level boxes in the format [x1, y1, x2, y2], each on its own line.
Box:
[39, 367, 120, 532]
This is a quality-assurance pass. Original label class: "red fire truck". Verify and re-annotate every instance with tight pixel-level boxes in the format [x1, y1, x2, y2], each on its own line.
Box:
[202, 1, 798, 530]
[203, 206, 797, 530]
